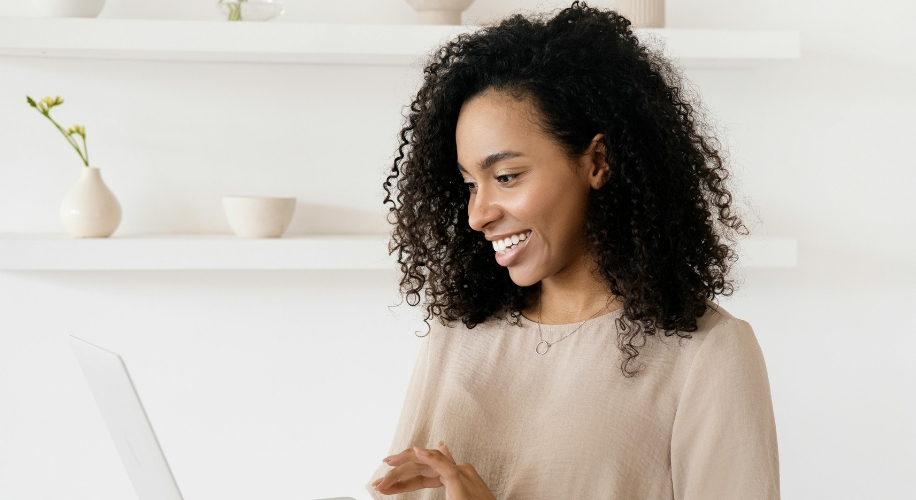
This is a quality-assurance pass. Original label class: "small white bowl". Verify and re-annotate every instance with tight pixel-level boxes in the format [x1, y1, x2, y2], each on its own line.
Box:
[222, 196, 296, 238]
[44, 0, 107, 17]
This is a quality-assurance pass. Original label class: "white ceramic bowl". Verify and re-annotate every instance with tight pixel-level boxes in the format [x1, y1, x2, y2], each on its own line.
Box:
[8, 0, 109, 18]
[222, 196, 296, 238]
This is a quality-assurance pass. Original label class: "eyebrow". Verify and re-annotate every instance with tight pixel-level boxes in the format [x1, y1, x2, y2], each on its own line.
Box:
[457, 150, 524, 173]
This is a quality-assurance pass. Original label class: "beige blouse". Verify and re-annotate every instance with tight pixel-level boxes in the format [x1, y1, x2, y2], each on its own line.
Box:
[365, 301, 780, 499]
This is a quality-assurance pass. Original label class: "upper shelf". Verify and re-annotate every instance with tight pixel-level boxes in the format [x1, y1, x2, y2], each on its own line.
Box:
[0, 234, 796, 270]
[0, 18, 800, 67]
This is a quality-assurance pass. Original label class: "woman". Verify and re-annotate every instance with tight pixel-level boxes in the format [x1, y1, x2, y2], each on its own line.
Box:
[367, 2, 779, 499]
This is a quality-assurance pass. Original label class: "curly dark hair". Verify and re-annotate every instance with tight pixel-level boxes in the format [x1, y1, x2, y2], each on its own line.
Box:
[382, 1, 748, 377]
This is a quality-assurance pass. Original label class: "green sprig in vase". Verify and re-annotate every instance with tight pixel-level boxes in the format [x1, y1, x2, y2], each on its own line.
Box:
[27, 96, 121, 238]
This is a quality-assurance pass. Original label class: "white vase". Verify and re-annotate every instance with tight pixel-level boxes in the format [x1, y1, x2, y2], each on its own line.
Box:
[403, 0, 476, 25]
[41, 0, 107, 18]
[615, 0, 665, 28]
[60, 167, 122, 238]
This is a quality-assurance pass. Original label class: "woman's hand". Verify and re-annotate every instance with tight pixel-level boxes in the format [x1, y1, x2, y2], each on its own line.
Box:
[372, 441, 497, 500]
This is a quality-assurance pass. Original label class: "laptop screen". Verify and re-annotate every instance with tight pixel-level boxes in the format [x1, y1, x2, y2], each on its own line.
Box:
[69, 335, 184, 500]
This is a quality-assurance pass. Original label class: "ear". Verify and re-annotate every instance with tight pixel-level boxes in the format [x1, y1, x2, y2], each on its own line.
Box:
[583, 133, 611, 190]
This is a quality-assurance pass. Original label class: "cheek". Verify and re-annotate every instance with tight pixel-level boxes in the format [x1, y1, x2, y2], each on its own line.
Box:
[500, 177, 589, 284]
[512, 181, 586, 245]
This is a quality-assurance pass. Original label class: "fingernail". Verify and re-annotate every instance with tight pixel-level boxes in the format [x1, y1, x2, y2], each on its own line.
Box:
[415, 447, 430, 456]
[372, 478, 382, 486]
[382, 455, 395, 463]
[438, 440, 445, 447]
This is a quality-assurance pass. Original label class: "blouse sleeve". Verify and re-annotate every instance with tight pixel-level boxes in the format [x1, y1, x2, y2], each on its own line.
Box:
[670, 318, 781, 500]
[365, 331, 432, 500]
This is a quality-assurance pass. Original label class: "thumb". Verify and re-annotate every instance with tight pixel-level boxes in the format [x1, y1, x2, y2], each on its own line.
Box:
[413, 446, 450, 477]
[438, 440, 456, 463]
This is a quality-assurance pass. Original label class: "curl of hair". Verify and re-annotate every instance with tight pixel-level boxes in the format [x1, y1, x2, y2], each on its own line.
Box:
[382, 1, 748, 377]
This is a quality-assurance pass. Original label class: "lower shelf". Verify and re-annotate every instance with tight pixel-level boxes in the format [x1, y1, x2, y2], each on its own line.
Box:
[0, 234, 796, 270]
[0, 234, 393, 270]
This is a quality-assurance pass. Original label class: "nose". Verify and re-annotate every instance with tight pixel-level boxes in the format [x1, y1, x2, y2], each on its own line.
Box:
[467, 184, 501, 233]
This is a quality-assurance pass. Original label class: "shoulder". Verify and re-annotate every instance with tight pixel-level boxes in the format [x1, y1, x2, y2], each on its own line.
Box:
[630, 300, 763, 388]
[692, 301, 762, 361]
[669, 304, 780, 499]
[678, 300, 770, 391]
[649, 300, 756, 360]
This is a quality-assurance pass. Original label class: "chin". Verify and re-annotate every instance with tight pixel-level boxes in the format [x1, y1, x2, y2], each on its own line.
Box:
[507, 267, 541, 288]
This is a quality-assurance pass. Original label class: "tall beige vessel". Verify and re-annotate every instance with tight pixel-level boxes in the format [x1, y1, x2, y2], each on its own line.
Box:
[615, 0, 665, 28]
[59, 167, 122, 238]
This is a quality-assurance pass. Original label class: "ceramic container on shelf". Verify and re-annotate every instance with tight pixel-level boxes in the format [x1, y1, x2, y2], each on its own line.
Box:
[614, 0, 665, 28]
[222, 196, 296, 238]
[24, 0, 108, 18]
[60, 167, 122, 238]
[403, 0, 476, 25]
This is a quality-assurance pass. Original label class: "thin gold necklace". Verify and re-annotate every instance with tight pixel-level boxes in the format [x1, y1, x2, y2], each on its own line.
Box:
[535, 288, 614, 355]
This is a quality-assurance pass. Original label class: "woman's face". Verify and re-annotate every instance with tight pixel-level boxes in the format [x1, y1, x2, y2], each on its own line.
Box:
[455, 90, 608, 287]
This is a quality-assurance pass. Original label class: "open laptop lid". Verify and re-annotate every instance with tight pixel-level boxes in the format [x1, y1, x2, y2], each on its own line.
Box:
[69, 335, 359, 500]
[69, 335, 184, 500]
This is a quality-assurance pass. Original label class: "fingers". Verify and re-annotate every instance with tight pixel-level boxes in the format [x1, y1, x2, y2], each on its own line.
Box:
[383, 441, 455, 467]
[375, 443, 495, 499]
[413, 446, 459, 482]
[381, 448, 413, 467]
[373, 472, 443, 495]
[438, 440, 456, 463]
[373, 442, 457, 494]
[372, 462, 442, 494]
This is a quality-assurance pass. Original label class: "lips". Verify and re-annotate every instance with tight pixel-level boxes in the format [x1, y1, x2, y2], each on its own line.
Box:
[493, 231, 531, 267]
[491, 230, 531, 252]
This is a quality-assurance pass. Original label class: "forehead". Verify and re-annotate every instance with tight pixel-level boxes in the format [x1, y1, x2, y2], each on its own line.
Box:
[455, 91, 550, 170]
[456, 91, 540, 139]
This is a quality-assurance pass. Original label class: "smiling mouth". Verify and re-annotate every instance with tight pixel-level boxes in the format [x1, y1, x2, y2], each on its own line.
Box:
[493, 230, 532, 253]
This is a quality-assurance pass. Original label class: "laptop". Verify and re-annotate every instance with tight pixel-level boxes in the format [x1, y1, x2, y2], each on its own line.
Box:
[68, 335, 356, 500]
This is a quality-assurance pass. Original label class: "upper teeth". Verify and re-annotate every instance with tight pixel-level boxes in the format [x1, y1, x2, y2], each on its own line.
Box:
[493, 231, 531, 252]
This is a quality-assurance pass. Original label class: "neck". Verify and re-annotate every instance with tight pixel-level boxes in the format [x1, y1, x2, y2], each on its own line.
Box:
[523, 251, 622, 324]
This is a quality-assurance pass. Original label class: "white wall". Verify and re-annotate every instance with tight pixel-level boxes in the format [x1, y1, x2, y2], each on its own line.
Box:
[1, 1, 913, 499]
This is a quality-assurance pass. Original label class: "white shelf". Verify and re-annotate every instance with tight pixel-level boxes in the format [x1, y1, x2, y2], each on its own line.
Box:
[0, 18, 800, 67]
[0, 234, 795, 270]
[0, 234, 395, 270]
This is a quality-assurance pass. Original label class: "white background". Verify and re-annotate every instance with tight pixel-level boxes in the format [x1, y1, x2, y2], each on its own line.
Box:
[0, 0, 914, 499]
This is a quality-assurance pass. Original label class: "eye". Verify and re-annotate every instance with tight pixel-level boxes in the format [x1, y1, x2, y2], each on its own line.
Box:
[496, 173, 517, 184]
[464, 180, 477, 191]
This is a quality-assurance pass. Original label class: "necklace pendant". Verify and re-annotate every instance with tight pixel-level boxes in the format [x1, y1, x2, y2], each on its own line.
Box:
[535, 341, 550, 355]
